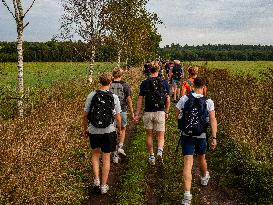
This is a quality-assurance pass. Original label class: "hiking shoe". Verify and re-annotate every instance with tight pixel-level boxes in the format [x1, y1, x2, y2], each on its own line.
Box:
[117, 147, 126, 157]
[93, 178, 100, 188]
[157, 153, 163, 164]
[201, 171, 210, 186]
[181, 193, 192, 205]
[112, 154, 119, 164]
[100, 184, 109, 194]
[149, 156, 155, 165]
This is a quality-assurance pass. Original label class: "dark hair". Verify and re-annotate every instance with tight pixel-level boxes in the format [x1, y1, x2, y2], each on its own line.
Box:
[99, 73, 112, 86]
[150, 65, 159, 73]
[193, 77, 206, 89]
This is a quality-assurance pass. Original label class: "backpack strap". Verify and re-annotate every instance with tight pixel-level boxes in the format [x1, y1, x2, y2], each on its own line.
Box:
[186, 79, 193, 87]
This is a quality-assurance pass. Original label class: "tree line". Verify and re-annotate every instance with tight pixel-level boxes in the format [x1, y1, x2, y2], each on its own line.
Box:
[159, 43, 273, 61]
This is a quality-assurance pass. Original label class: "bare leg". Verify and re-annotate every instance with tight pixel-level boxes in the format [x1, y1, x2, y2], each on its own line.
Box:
[92, 149, 101, 179]
[101, 152, 111, 185]
[183, 155, 194, 192]
[119, 127, 126, 145]
[198, 154, 207, 177]
[156, 131, 165, 150]
[146, 129, 154, 154]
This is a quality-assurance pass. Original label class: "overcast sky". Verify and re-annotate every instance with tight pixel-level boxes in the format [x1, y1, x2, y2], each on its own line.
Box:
[1, 0, 273, 47]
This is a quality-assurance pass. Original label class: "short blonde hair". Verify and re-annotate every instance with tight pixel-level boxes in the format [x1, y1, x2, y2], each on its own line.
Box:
[99, 73, 112, 86]
[112, 68, 123, 78]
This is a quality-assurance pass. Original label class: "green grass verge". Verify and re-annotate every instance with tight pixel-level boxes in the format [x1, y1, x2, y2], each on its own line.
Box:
[208, 129, 273, 204]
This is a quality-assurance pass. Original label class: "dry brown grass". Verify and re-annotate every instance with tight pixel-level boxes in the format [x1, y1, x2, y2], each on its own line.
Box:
[0, 68, 143, 204]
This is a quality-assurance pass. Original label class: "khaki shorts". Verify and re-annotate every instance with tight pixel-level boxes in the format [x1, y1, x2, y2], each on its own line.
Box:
[143, 111, 165, 132]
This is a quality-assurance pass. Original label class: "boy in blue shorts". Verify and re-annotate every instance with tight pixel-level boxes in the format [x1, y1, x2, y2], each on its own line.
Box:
[176, 77, 217, 205]
[83, 73, 122, 194]
[110, 68, 134, 163]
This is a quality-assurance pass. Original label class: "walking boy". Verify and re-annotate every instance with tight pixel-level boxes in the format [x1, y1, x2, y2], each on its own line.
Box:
[176, 77, 217, 205]
[134, 65, 170, 165]
[110, 68, 134, 163]
[83, 73, 122, 194]
[171, 60, 184, 102]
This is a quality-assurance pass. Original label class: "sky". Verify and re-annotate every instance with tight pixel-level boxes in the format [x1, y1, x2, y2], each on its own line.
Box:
[1, 0, 273, 47]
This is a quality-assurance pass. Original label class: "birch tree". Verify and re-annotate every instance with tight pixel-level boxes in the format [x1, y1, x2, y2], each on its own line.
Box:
[104, 0, 161, 66]
[2, 0, 36, 117]
[59, 0, 108, 83]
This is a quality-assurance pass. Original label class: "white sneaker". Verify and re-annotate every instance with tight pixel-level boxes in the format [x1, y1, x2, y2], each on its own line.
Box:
[117, 147, 126, 157]
[101, 184, 109, 194]
[201, 171, 210, 186]
[157, 153, 163, 164]
[182, 193, 192, 205]
[112, 154, 119, 164]
[93, 178, 100, 188]
[149, 156, 155, 165]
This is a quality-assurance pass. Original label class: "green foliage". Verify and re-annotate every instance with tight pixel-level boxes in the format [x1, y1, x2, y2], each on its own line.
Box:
[160, 44, 273, 61]
[209, 131, 273, 204]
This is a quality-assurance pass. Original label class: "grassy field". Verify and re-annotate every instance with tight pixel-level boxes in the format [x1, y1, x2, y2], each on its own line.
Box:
[190, 61, 273, 80]
[0, 62, 117, 89]
[0, 62, 117, 119]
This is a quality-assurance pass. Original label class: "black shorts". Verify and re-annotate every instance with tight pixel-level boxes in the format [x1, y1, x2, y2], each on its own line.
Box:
[88, 132, 117, 153]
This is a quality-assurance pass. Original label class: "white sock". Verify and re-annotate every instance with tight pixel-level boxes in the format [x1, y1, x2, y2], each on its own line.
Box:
[118, 143, 124, 148]
[184, 191, 191, 196]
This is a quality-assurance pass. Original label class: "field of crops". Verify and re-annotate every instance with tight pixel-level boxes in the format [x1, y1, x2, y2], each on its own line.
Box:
[0, 61, 272, 204]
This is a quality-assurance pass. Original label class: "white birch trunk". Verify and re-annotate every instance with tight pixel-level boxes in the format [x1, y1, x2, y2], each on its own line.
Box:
[16, 0, 24, 117]
[17, 29, 24, 117]
[117, 49, 121, 67]
[88, 47, 95, 83]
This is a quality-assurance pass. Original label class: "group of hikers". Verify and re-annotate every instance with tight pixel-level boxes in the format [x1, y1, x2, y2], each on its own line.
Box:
[83, 59, 217, 205]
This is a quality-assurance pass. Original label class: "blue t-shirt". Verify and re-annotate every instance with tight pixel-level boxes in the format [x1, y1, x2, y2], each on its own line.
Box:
[139, 77, 170, 112]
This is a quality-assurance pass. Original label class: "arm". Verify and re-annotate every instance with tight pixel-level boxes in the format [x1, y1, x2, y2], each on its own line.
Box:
[175, 107, 181, 120]
[83, 111, 89, 139]
[126, 96, 134, 119]
[165, 95, 170, 119]
[134, 96, 143, 123]
[209, 111, 217, 150]
[115, 113, 122, 134]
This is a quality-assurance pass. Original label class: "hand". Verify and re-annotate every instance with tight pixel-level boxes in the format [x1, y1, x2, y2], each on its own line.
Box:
[133, 114, 140, 124]
[211, 138, 217, 150]
[165, 113, 169, 120]
[131, 113, 135, 121]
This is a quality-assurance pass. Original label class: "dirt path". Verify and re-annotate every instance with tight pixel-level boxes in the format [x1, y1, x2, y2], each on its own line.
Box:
[193, 154, 247, 205]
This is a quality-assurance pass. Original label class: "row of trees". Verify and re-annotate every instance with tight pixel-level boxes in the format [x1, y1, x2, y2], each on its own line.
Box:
[1, 0, 161, 116]
[0, 40, 124, 62]
[160, 44, 273, 61]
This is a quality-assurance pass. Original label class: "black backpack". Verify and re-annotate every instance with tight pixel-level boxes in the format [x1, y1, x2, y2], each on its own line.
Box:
[144, 63, 151, 74]
[88, 90, 115, 128]
[178, 94, 209, 136]
[172, 65, 183, 80]
[145, 77, 167, 109]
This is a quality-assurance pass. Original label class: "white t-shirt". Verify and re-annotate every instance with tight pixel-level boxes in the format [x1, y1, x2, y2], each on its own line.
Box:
[176, 93, 215, 112]
[84, 90, 121, 134]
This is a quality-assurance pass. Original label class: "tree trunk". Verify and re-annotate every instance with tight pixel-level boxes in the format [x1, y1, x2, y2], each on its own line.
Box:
[88, 47, 95, 83]
[117, 49, 121, 67]
[17, 21, 24, 117]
